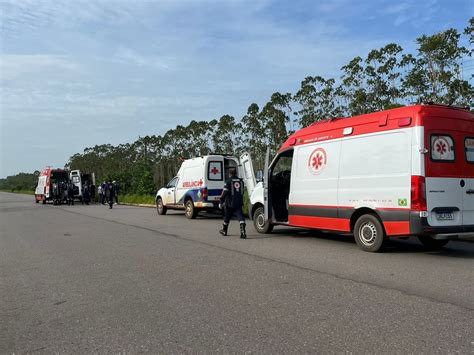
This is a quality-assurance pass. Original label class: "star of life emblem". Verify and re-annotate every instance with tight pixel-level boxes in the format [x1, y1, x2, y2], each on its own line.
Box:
[308, 148, 327, 175]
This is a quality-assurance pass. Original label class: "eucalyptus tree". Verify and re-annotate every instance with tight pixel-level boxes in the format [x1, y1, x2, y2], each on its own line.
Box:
[403, 28, 472, 106]
[260, 92, 292, 155]
[212, 114, 242, 154]
[241, 103, 266, 169]
[340, 56, 368, 115]
[294, 76, 344, 127]
[364, 43, 406, 110]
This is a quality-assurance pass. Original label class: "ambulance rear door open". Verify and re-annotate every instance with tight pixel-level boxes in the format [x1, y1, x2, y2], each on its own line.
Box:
[239, 152, 256, 197]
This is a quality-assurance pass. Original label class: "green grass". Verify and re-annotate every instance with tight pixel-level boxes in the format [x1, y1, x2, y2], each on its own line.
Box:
[119, 194, 156, 205]
[120, 193, 250, 216]
[0, 189, 35, 195]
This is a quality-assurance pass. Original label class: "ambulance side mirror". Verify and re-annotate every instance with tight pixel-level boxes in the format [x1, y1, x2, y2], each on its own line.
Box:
[256, 170, 264, 182]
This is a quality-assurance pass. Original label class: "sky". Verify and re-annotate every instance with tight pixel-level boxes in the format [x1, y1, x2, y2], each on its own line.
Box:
[0, 0, 472, 177]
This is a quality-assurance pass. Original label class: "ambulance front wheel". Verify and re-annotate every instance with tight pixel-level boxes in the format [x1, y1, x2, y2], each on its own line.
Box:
[253, 206, 273, 234]
[354, 214, 387, 252]
[185, 199, 197, 219]
[156, 197, 167, 215]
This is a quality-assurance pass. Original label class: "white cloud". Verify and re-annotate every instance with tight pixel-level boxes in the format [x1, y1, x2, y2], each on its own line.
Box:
[0, 54, 79, 80]
[114, 48, 172, 70]
[378, 0, 439, 27]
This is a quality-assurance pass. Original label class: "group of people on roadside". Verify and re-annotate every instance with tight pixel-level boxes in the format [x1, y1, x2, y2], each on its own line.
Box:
[97, 180, 120, 209]
[51, 179, 119, 209]
[52, 180, 94, 206]
[52, 180, 76, 206]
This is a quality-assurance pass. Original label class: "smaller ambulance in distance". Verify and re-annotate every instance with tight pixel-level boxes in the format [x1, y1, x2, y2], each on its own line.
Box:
[156, 153, 255, 219]
[249, 104, 474, 252]
[35, 167, 70, 204]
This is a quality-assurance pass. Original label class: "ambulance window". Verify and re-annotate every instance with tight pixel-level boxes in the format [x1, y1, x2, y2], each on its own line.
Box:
[72, 176, 80, 183]
[465, 137, 474, 163]
[208, 161, 223, 181]
[167, 177, 178, 188]
[431, 135, 455, 161]
[271, 150, 294, 176]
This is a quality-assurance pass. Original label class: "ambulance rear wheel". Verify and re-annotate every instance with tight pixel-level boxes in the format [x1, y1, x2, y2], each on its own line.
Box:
[185, 199, 197, 219]
[354, 214, 387, 252]
[253, 206, 273, 234]
[156, 197, 167, 215]
[42, 198, 46, 205]
[418, 236, 449, 250]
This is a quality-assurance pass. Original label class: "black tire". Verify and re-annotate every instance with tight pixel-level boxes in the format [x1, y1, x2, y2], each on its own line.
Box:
[35, 198, 39, 204]
[156, 197, 167, 215]
[253, 206, 273, 234]
[418, 236, 449, 250]
[185, 199, 197, 219]
[353, 214, 387, 252]
[42, 198, 46, 205]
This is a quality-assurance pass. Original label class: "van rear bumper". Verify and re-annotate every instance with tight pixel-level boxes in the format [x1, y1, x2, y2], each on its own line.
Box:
[410, 212, 474, 238]
[194, 201, 217, 209]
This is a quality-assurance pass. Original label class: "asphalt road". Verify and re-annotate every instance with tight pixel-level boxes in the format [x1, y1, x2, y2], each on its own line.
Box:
[1, 192, 473, 353]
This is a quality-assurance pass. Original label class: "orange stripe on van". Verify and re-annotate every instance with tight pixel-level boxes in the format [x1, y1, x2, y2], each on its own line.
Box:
[383, 221, 410, 236]
[288, 215, 351, 232]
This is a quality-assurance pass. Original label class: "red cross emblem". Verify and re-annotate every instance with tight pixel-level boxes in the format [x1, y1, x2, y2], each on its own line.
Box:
[211, 167, 220, 175]
[308, 148, 327, 175]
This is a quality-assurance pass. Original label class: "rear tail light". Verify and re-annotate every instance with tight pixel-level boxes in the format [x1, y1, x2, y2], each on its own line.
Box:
[411, 176, 427, 211]
[201, 188, 208, 200]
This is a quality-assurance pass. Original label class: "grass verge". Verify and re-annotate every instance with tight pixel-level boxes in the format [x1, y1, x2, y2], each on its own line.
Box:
[119, 194, 156, 205]
[0, 189, 35, 195]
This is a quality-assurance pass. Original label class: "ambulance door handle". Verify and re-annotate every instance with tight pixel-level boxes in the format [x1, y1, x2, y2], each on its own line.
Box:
[466, 190, 474, 195]
[460, 180, 465, 187]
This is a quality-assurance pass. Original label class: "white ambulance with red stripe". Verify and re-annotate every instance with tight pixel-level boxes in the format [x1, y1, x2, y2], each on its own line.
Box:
[249, 104, 474, 252]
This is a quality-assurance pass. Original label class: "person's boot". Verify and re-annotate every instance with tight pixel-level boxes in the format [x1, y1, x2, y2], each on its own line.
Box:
[240, 223, 247, 239]
[219, 224, 228, 236]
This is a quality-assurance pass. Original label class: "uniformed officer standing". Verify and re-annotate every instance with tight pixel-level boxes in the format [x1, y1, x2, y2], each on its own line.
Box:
[106, 180, 116, 209]
[219, 167, 247, 239]
[67, 181, 75, 206]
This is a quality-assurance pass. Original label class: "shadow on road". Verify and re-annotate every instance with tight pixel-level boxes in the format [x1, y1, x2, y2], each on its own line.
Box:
[261, 227, 474, 258]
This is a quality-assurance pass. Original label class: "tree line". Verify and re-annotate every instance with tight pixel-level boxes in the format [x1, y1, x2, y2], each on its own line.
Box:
[2, 20, 473, 195]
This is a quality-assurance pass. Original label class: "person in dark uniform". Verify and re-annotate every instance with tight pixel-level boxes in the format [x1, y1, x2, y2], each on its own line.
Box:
[67, 181, 75, 206]
[113, 181, 120, 204]
[60, 181, 68, 204]
[106, 180, 116, 209]
[90, 184, 96, 203]
[219, 167, 246, 239]
[82, 182, 91, 205]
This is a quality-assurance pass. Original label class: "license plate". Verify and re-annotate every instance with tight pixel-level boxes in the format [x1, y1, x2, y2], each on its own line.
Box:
[436, 213, 454, 220]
